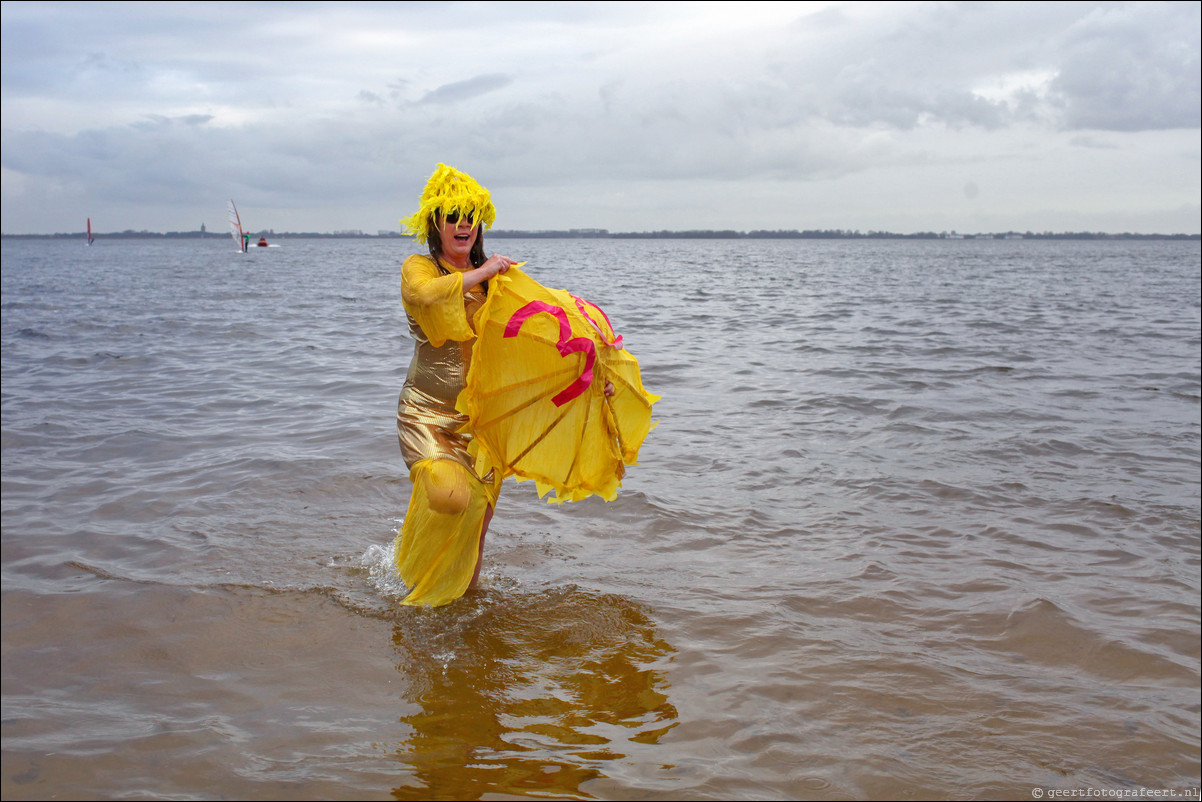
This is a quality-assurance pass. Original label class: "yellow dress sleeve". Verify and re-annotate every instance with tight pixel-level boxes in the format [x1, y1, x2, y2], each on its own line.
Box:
[401, 254, 473, 347]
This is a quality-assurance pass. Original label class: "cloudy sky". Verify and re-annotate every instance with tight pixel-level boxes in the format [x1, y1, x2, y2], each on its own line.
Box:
[2, 1, 1199, 235]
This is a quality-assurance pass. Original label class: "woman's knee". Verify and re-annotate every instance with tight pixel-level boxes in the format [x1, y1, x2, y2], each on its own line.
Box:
[422, 460, 472, 515]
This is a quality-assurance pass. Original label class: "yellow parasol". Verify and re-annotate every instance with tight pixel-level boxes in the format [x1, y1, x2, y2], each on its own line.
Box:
[456, 266, 658, 503]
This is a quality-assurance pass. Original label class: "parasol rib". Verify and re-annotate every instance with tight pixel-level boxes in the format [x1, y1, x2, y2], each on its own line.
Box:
[562, 391, 591, 483]
[471, 363, 583, 432]
[510, 400, 578, 469]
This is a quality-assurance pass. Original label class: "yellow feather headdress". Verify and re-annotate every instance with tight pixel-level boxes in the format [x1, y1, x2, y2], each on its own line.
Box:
[399, 163, 496, 244]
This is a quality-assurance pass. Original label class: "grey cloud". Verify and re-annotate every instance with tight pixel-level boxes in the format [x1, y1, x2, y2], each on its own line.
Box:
[1049, 3, 1200, 131]
[418, 74, 513, 105]
[3, 106, 427, 222]
[825, 74, 1008, 130]
[1068, 134, 1121, 150]
[128, 114, 214, 132]
[765, 2, 1199, 134]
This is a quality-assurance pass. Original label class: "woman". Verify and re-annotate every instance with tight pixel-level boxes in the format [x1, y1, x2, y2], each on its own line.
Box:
[394, 164, 518, 606]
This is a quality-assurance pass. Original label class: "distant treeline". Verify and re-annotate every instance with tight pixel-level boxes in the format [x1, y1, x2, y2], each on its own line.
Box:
[4, 228, 1199, 241]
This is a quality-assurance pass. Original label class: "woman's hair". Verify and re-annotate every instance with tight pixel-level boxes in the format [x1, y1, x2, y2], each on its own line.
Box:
[426, 214, 486, 269]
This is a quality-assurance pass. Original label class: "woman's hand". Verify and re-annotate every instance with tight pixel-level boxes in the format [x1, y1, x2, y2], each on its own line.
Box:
[482, 253, 514, 279]
[604, 381, 615, 397]
[462, 254, 519, 292]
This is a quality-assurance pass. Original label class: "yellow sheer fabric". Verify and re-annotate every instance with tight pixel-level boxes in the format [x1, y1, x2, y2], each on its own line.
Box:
[395, 458, 501, 607]
[401, 254, 473, 347]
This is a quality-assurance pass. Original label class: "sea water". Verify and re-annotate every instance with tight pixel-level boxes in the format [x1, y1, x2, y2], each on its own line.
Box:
[2, 236, 1199, 800]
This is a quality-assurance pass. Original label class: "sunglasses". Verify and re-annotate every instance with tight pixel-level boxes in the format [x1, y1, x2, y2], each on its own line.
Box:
[444, 211, 475, 225]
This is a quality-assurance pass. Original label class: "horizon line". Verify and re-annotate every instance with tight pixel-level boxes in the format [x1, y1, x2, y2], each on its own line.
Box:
[4, 228, 1200, 240]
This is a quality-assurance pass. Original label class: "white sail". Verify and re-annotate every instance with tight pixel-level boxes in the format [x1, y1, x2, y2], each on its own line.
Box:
[226, 200, 243, 251]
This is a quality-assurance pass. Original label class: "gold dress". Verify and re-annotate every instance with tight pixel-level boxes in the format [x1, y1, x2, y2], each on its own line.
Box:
[395, 254, 500, 607]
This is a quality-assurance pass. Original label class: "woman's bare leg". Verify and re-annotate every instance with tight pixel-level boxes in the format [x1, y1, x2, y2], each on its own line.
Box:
[468, 504, 494, 589]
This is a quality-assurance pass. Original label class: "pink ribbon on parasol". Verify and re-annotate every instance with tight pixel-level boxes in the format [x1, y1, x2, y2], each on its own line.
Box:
[504, 301, 597, 406]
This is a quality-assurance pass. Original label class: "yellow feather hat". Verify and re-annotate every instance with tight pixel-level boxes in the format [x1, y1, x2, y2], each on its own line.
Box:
[399, 163, 497, 244]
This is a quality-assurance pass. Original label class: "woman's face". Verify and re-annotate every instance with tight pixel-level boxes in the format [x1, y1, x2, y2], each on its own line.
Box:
[438, 211, 479, 266]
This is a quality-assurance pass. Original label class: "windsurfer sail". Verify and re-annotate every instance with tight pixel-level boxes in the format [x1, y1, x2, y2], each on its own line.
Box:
[87, 218, 94, 246]
[227, 200, 245, 252]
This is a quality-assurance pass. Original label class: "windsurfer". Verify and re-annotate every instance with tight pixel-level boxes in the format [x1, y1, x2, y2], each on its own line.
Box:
[242, 231, 250, 252]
